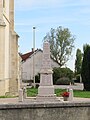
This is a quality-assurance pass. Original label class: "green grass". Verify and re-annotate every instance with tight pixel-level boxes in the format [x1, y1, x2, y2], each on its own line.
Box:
[73, 90, 90, 98]
[55, 89, 66, 97]
[0, 95, 17, 98]
[0, 88, 90, 98]
[27, 88, 38, 97]
[27, 88, 90, 98]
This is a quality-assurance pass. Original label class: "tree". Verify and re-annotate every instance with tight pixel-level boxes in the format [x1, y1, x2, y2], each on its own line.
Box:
[81, 44, 90, 91]
[75, 49, 82, 75]
[43, 26, 75, 67]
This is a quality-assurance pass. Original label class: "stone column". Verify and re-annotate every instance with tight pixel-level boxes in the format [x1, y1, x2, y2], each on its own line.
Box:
[18, 89, 23, 102]
[36, 41, 56, 101]
[69, 88, 73, 101]
[23, 87, 27, 99]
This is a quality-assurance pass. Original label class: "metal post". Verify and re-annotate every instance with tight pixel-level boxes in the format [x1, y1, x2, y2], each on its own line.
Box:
[33, 27, 36, 88]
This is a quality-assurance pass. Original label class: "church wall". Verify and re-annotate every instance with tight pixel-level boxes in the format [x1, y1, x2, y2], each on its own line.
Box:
[3, 20, 10, 93]
[0, 25, 5, 95]
[3, 0, 10, 93]
[0, 26, 5, 79]
[9, 32, 19, 95]
[0, 0, 20, 96]
[3, 0, 9, 18]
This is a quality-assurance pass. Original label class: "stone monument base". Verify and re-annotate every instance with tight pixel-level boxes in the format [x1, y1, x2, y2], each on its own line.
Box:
[36, 86, 57, 101]
[36, 95, 57, 101]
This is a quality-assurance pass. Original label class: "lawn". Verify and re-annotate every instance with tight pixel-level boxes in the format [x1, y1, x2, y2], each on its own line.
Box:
[0, 95, 17, 98]
[27, 88, 38, 97]
[73, 90, 90, 98]
[27, 88, 90, 98]
[0, 88, 90, 98]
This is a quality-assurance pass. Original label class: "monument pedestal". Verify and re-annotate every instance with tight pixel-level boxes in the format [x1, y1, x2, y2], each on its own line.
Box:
[38, 86, 54, 96]
[37, 86, 56, 101]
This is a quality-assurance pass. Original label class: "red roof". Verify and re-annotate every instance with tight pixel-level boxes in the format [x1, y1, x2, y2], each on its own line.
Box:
[20, 51, 34, 61]
[20, 49, 42, 61]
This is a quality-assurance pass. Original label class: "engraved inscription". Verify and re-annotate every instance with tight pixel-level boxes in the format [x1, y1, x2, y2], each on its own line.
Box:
[41, 42, 51, 69]
[41, 74, 52, 86]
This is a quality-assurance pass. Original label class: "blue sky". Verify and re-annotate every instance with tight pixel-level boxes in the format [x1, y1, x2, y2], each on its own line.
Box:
[15, 0, 90, 71]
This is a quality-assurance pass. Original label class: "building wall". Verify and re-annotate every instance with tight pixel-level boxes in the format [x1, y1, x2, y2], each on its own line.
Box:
[0, 0, 10, 95]
[22, 51, 59, 80]
[9, 32, 19, 95]
[0, 24, 5, 95]
[18, 54, 22, 89]
[0, 0, 20, 96]
[22, 51, 42, 80]
[0, 25, 5, 80]
[3, 0, 10, 93]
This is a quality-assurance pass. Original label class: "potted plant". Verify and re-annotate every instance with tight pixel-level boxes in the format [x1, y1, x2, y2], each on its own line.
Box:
[62, 91, 69, 101]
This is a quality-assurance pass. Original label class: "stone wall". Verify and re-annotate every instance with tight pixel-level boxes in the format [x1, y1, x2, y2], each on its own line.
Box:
[0, 102, 90, 120]
[54, 83, 84, 90]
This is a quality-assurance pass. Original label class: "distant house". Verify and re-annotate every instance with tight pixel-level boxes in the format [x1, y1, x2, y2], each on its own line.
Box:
[20, 49, 59, 81]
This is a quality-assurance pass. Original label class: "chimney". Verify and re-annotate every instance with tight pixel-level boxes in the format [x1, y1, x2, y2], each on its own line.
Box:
[32, 48, 34, 52]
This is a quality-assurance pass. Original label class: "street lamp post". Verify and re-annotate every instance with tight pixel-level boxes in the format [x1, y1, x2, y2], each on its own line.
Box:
[33, 27, 36, 88]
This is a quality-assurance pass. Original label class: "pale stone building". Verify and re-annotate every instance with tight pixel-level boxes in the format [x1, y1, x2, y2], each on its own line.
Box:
[0, 0, 20, 96]
[21, 49, 59, 81]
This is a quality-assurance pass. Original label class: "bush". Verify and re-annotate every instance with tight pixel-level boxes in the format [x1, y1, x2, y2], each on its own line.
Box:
[35, 84, 39, 88]
[56, 77, 71, 85]
[75, 74, 80, 83]
[35, 73, 40, 83]
[53, 67, 74, 84]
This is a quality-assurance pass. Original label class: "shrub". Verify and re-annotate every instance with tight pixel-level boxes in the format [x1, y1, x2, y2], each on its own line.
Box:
[35, 84, 39, 88]
[53, 67, 74, 84]
[56, 77, 71, 85]
[35, 73, 40, 83]
[75, 74, 80, 83]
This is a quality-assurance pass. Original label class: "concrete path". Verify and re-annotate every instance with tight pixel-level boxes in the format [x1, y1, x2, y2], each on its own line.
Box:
[0, 97, 90, 104]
